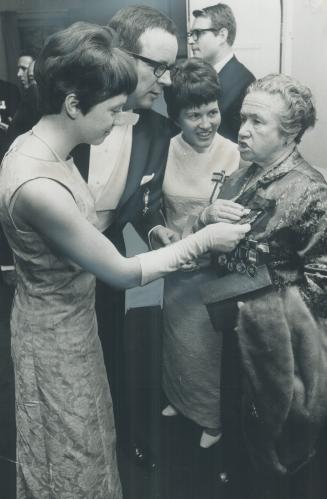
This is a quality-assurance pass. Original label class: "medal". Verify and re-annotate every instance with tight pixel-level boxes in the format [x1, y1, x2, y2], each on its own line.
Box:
[142, 187, 150, 215]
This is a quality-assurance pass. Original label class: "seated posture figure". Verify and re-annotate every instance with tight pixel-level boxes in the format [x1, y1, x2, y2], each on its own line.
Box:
[0, 23, 249, 498]
[198, 73, 327, 498]
[152, 58, 247, 448]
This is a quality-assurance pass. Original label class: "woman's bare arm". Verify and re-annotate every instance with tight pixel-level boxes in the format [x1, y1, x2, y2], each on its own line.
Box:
[14, 178, 142, 289]
[13, 178, 251, 288]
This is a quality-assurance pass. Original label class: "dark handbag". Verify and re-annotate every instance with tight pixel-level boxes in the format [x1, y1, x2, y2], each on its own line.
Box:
[200, 264, 273, 332]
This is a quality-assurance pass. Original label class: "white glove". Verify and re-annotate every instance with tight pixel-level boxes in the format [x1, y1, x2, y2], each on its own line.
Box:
[137, 222, 251, 285]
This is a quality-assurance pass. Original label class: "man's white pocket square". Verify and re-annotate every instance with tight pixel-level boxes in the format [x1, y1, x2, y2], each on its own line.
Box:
[140, 173, 155, 186]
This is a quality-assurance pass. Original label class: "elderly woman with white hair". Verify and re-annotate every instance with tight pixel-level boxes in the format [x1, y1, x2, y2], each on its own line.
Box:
[198, 73, 327, 498]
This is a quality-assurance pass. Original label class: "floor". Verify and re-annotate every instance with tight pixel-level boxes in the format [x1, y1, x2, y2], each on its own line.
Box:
[0, 277, 225, 499]
[0, 279, 15, 499]
[1, 275, 327, 499]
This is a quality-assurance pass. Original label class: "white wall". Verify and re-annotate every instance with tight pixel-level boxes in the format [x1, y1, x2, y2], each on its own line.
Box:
[282, 0, 327, 176]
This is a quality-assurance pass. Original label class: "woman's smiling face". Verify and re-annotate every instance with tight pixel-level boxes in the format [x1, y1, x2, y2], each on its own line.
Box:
[178, 101, 221, 153]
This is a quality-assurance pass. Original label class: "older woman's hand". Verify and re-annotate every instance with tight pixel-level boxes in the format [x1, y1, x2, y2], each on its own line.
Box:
[200, 199, 249, 225]
[149, 225, 181, 249]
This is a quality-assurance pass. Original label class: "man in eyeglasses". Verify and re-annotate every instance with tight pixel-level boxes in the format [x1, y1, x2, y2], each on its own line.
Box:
[73, 5, 178, 470]
[188, 3, 255, 143]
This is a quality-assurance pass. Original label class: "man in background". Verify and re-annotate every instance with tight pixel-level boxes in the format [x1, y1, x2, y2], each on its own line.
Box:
[188, 3, 255, 142]
[16, 54, 34, 91]
[7, 56, 40, 146]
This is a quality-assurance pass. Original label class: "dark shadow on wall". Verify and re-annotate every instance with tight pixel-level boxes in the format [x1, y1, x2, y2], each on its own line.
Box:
[1, 0, 187, 82]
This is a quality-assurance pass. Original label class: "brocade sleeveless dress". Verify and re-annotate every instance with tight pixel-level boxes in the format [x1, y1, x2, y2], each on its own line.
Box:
[0, 133, 122, 498]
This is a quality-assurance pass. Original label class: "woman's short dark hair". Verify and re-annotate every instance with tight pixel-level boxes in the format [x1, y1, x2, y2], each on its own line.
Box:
[164, 57, 221, 122]
[108, 5, 178, 54]
[34, 22, 137, 115]
[247, 73, 316, 144]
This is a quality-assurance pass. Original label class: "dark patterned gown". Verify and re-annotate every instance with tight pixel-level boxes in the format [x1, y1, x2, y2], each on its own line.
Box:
[213, 147, 327, 496]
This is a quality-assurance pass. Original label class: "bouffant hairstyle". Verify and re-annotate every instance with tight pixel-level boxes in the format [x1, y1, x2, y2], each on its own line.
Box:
[192, 3, 237, 46]
[247, 73, 316, 144]
[164, 57, 221, 122]
[108, 5, 177, 54]
[34, 22, 137, 115]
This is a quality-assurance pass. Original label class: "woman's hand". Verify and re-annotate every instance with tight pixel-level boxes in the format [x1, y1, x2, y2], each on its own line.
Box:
[200, 199, 249, 225]
[203, 222, 251, 253]
[149, 225, 181, 249]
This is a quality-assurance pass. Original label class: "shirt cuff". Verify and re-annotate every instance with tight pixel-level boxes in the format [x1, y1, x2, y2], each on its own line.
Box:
[1, 265, 15, 271]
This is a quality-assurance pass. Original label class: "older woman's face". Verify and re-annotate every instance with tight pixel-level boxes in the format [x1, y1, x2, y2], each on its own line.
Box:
[238, 91, 289, 167]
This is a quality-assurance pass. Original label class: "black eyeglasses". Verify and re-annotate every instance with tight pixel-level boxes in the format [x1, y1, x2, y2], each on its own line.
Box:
[126, 51, 175, 78]
[187, 28, 218, 42]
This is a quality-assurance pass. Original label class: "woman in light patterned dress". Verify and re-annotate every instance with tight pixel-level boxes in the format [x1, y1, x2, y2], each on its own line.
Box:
[0, 25, 250, 498]
[151, 58, 248, 448]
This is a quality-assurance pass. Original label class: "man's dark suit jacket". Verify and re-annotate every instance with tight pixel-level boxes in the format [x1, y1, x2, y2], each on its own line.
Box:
[73, 108, 173, 250]
[0, 80, 21, 266]
[218, 55, 255, 143]
[0, 79, 20, 159]
[0, 79, 20, 126]
[72, 108, 173, 451]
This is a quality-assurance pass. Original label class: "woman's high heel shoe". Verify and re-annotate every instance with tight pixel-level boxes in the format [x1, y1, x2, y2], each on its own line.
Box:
[161, 404, 178, 416]
[200, 430, 222, 448]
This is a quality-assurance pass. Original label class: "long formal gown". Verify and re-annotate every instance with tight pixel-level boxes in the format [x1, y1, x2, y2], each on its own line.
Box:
[0, 133, 122, 499]
[162, 132, 239, 430]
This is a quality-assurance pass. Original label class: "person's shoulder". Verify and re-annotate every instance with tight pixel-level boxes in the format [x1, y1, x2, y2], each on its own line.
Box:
[136, 108, 167, 125]
[230, 56, 254, 75]
[135, 108, 174, 135]
[0, 79, 20, 98]
[228, 161, 252, 180]
[0, 79, 17, 90]
[216, 132, 238, 151]
[223, 56, 255, 82]
[169, 131, 182, 146]
[293, 159, 326, 186]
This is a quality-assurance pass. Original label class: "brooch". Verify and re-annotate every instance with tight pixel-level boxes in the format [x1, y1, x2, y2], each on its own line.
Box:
[210, 170, 226, 203]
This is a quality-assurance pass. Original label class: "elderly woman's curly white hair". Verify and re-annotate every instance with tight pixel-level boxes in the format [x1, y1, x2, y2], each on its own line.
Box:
[247, 73, 316, 144]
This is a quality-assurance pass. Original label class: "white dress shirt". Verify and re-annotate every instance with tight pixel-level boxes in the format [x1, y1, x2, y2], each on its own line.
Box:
[88, 113, 138, 232]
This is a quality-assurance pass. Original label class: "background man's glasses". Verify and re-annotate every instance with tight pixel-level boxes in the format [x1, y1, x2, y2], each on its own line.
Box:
[187, 28, 218, 42]
[126, 51, 175, 78]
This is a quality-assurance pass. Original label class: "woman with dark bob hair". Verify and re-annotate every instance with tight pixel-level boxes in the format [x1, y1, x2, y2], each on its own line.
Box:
[198, 73, 327, 497]
[151, 57, 248, 448]
[0, 23, 250, 498]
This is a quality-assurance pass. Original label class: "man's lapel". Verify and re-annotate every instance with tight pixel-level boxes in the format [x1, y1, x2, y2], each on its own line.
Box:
[72, 143, 91, 182]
